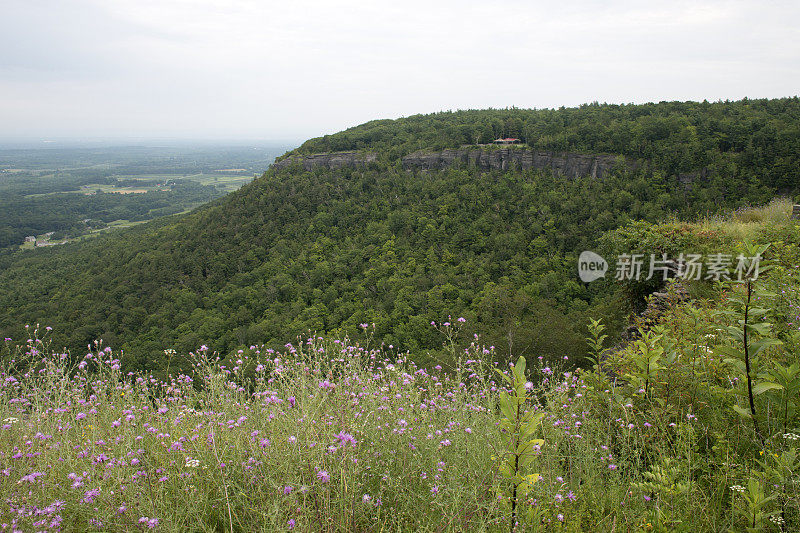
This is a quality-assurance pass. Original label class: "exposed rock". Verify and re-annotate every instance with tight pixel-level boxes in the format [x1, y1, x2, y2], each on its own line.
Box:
[269, 147, 713, 186]
[599, 280, 690, 382]
[271, 151, 377, 172]
[401, 148, 623, 179]
[624, 280, 690, 341]
[271, 148, 624, 180]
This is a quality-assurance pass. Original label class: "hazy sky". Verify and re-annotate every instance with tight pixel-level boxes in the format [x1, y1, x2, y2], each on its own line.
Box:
[1, 0, 798, 142]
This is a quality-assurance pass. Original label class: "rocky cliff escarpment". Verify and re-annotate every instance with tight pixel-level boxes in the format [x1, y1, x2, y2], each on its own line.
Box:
[401, 148, 622, 179]
[271, 151, 378, 171]
[271, 148, 625, 180]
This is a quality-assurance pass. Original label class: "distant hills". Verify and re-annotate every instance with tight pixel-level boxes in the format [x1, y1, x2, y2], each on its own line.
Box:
[1, 99, 798, 372]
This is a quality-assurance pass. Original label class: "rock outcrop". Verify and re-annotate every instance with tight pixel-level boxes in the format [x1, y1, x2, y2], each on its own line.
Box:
[401, 148, 622, 179]
[271, 151, 377, 172]
[271, 148, 625, 180]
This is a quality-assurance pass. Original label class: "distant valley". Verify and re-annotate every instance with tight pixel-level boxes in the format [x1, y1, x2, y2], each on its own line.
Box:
[0, 142, 291, 251]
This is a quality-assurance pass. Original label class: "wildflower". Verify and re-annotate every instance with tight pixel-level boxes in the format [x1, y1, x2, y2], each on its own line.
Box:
[335, 432, 357, 447]
[317, 470, 330, 483]
[185, 458, 200, 468]
[770, 515, 785, 525]
[783, 432, 800, 440]
[729, 484, 745, 493]
[362, 494, 371, 503]
[287, 519, 296, 530]
[83, 488, 101, 504]
[431, 485, 439, 494]
[608, 464, 617, 471]
[283, 485, 293, 495]
[19, 471, 45, 483]
[557, 514, 564, 522]
[2, 417, 18, 424]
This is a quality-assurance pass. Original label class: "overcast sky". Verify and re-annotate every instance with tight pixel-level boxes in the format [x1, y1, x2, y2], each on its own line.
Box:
[1, 0, 798, 142]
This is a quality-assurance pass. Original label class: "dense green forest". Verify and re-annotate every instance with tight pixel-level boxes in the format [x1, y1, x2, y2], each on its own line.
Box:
[0, 99, 798, 373]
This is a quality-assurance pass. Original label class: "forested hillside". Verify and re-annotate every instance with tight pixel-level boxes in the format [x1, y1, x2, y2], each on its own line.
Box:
[289, 98, 800, 190]
[0, 99, 798, 373]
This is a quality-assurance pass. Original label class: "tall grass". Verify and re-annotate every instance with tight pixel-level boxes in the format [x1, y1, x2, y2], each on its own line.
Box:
[697, 197, 794, 242]
[1, 306, 798, 531]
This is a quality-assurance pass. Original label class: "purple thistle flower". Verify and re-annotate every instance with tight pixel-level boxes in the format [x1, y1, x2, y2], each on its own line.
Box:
[334, 432, 357, 447]
[83, 488, 101, 504]
[20, 472, 45, 483]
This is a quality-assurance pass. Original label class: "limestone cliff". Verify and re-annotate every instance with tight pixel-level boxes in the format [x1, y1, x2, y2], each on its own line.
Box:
[272, 147, 626, 180]
[271, 151, 377, 171]
[401, 148, 623, 179]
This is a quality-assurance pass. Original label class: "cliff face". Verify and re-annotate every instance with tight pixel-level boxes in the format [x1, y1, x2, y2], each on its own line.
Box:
[272, 148, 625, 180]
[401, 148, 622, 179]
[271, 151, 377, 171]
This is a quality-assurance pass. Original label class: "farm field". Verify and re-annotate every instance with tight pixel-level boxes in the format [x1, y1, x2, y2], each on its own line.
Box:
[0, 143, 291, 251]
